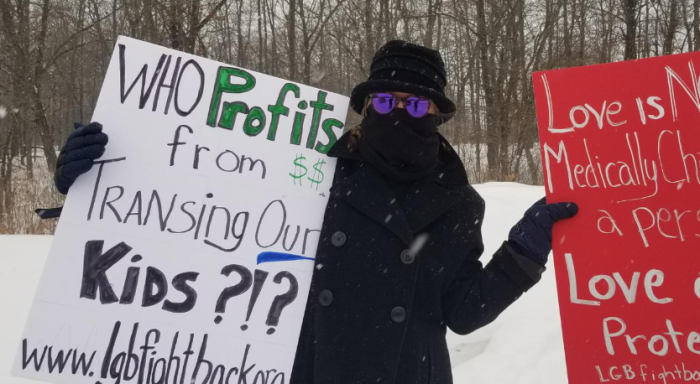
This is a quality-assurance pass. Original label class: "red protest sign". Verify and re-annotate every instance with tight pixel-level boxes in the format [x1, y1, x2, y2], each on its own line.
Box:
[533, 52, 700, 384]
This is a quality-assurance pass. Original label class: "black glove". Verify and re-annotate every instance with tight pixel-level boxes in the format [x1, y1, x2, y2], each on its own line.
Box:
[54, 122, 108, 194]
[508, 197, 578, 265]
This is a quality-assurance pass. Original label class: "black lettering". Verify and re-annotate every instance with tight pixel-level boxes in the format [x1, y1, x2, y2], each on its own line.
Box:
[237, 344, 256, 384]
[165, 332, 182, 384]
[168, 201, 197, 234]
[81, 241, 132, 303]
[239, 155, 266, 179]
[144, 191, 178, 231]
[181, 334, 196, 384]
[153, 56, 182, 114]
[22, 339, 47, 371]
[138, 330, 160, 384]
[109, 351, 126, 383]
[174, 59, 204, 116]
[255, 200, 286, 248]
[194, 145, 210, 169]
[100, 321, 121, 378]
[142, 267, 168, 307]
[282, 225, 300, 251]
[123, 191, 143, 225]
[204, 210, 248, 253]
[119, 264, 140, 304]
[302, 228, 321, 255]
[206, 206, 231, 240]
[190, 334, 211, 384]
[100, 186, 125, 222]
[216, 150, 240, 172]
[167, 125, 193, 167]
[149, 356, 167, 384]
[119, 44, 167, 108]
[162, 272, 199, 313]
[194, 201, 208, 240]
[88, 157, 127, 221]
[124, 323, 140, 381]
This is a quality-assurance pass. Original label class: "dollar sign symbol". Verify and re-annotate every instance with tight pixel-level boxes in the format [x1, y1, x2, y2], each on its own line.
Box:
[308, 159, 325, 190]
[290, 154, 307, 186]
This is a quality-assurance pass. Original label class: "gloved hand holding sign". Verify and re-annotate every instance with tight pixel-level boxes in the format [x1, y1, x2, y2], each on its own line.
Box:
[508, 197, 579, 265]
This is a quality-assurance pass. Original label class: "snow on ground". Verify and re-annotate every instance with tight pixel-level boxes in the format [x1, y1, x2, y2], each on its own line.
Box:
[0, 183, 567, 384]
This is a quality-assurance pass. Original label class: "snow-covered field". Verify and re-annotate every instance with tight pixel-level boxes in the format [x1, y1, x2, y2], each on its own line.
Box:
[0, 183, 567, 384]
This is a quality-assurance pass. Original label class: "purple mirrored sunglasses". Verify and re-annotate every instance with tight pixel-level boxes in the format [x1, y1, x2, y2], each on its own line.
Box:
[370, 93, 432, 118]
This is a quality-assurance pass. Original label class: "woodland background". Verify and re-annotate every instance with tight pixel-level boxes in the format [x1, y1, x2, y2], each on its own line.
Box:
[0, 0, 696, 233]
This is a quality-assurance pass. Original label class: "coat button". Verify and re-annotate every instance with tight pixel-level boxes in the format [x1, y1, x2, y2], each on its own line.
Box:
[331, 231, 347, 247]
[319, 290, 334, 306]
[391, 307, 407, 323]
[400, 249, 416, 265]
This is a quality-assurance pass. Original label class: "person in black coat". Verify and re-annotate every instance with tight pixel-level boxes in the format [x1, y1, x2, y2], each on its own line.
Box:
[45, 40, 577, 384]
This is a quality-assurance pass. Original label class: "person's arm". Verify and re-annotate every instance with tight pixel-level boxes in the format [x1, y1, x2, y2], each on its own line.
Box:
[441, 238, 538, 335]
[36, 122, 108, 219]
[441, 197, 577, 335]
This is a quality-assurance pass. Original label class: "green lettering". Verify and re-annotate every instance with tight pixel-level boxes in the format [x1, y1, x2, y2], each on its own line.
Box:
[306, 91, 332, 149]
[290, 112, 306, 145]
[267, 83, 300, 141]
[218, 101, 249, 129]
[315, 118, 344, 154]
[243, 107, 267, 136]
[206, 66, 256, 127]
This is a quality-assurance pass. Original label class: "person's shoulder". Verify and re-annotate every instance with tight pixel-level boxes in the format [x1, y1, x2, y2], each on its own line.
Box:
[330, 156, 364, 186]
[449, 184, 485, 213]
[431, 163, 483, 208]
[461, 184, 484, 204]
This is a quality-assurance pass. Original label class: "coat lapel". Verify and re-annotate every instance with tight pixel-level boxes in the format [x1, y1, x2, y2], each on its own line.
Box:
[328, 130, 467, 243]
[400, 179, 460, 233]
[331, 164, 415, 245]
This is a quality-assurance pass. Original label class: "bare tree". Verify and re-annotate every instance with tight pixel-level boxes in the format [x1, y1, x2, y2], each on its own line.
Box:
[623, 0, 638, 59]
[3, 0, 700, 233]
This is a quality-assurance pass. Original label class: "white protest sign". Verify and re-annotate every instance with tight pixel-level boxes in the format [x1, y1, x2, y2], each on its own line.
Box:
[13, 36, 349, 384]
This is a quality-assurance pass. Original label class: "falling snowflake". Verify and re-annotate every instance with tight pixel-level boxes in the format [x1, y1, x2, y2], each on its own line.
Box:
[410, 233, 430, 253]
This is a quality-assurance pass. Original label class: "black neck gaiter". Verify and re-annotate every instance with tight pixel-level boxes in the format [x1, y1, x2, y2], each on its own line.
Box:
[358, 108, 440, 182]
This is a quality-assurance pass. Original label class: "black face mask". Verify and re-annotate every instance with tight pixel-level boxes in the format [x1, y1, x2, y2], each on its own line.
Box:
[358, 107, 440, 182]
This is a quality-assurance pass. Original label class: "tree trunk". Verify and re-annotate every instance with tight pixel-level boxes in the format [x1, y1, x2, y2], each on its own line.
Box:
[578, 0, 586, 63]
[695, 0, 700, 51]
[364, 0, 374, 64]
[623, 0, 638, 60]
[257, 0, 264, 71]
[476, 0, 498, 179]
[237, 0, 245, 66]
[563, 0, 571, 59]
[287, 0, 297, 80]
[423, 0, 437, 48]
[664, 0, 678, 55]
[33, 0, 57, 171]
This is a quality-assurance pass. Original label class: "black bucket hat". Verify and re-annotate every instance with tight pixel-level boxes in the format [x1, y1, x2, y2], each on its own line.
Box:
[350, 40, 456, 123]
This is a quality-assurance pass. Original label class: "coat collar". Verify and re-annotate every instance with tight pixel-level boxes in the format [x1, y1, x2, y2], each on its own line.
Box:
[328, 131, 468, 246]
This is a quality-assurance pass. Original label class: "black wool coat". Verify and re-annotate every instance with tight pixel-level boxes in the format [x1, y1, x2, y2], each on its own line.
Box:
[290, 132, 545, 384]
